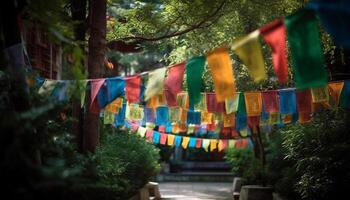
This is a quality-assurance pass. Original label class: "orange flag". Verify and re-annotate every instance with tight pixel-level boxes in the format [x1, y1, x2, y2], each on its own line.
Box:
[207, 47, 236, 102]
[244, 92, 262, 116]
[328, 81, 344, 105]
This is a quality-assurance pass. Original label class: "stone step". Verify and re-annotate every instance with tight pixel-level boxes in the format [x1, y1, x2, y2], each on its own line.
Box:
[156, 172, 235, 182]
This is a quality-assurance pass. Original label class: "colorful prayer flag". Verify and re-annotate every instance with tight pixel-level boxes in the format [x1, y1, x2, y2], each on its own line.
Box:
[186, 56, 206, 106]
[125, 75, 141, 103]
[260, 19, 289, 84]
[262, 90, 280, 113]
[164, 63, 185, 106]
[285, 9, 328, 89]
[145, 68, 167, 100]
[207, 47, 236, 102]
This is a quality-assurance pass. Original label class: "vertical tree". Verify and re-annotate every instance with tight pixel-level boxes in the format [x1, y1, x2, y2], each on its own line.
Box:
[83, 0, 106, 152]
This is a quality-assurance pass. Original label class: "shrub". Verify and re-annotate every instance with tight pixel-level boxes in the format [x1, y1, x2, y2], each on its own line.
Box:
[225, 147, 265, 185]
[95, 127, 160, 198]
[280, 109, 350, 200]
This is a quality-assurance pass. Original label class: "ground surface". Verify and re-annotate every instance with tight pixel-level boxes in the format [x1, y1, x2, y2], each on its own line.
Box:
[159, 182, 232, 200]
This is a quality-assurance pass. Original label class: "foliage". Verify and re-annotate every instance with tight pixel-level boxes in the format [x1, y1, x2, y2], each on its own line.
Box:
[264, 129, 300, 199]
[279, 109, 350, 200]
[225, 147, 265, 185]
[96, 126, 160, 197]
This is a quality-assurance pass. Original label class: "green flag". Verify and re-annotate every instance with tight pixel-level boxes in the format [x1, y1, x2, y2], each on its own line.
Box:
[285, 9, 328, 89]
[186, 56, 206, 107]
[237, 92, 246, 114]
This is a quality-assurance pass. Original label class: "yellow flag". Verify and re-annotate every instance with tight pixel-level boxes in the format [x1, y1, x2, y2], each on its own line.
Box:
[232, 30, 266, 82]
[137, 126, 147, 137]
[167, 134, 175, 146]
[187, 124, 195, 134]
[311, 86, 329, 103]
[223, 113, 235, 127]
[210, 139, 218, 152]
[328, 82, 344, 105]
[202, 139, 210, 151]
[147, 93, 167, 109]
[105, 98, 123, 113]
[145, 68, 167, 100]
[244, 92, 263, 116]
[207, 47, 236, 102]
[103, 111, 115, 125]
[228, 140, 236, 148]
[182, 136, 190, 149]
[201, 111, 213, 124]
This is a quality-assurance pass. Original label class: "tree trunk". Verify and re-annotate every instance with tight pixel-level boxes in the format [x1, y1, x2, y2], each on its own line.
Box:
[71, 0, 87, 152]
[83, 0, 106, 152]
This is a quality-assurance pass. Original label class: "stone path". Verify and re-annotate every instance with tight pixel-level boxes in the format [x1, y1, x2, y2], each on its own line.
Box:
[159, 182, 232, 200]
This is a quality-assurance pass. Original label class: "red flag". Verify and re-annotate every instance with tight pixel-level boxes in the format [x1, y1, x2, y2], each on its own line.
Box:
[164, 63, 185, 106]
[260, 19, 289, 84]
[90, 79, 105, 113]
[206, 93, 225, 113]
[160, 133, 167, 145]
[125, 75, 141, 103]
[196, 138, 202, 148]
[262, 90, 280, 113]
[296, 89, 312, 113]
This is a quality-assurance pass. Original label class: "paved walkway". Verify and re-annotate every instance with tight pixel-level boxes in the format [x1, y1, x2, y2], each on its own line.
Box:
[159, 182, 233, 200]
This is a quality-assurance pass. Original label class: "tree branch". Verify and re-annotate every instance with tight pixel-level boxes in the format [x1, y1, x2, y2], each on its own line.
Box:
[117, 0, 226, 42]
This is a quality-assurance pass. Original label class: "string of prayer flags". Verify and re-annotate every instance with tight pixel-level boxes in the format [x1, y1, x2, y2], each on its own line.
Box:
[262, 90, 280, 113]
[194, 93, 207, 112]
[296, 89, 312, 113]
[89, 79, 105, 113]
[225, 93, 240, 114]
[207, 47, 236, 102]
[182, 136, 190, 149]
[164, 63, 186, 106]
[160, 133, 167, 145]
[188, 137, 197, 148]
[340, 80, 350, 109]
[311, 86, 329, 103]
[308, 0, 350, 48]
[147, 93, 167, 109]
[186, 56, 206, 106]
[237, 92, 247, 114]
[145, 67, 167, 100]
[202, 139, 210, 151]
[232, 30, 267, 82]
[176, 92, 189, 109]
[167, 134, 175, 146]
[328, 82, 344, 106]
[279, 88, 297, 114]
[153, 131, 160, 144]
[146, 129, 153, 142]
[175, 135, 182, 147]
[137, 126, 147, 137]
[244, 92, 263, 116]
[260, 19, 289, 84]
[79, 80, 88, 108]
[210, 140, 218, 152]
[206, 93, 225, 113]
[285, 9, 328, 89]
[218, 140, 228, 152]
[38, 79, 58, 95]
[97, 78, 125, 108]
[115, 102, 127, 126]
[156, 106, 169, 126]
[125, 75, 141, 103]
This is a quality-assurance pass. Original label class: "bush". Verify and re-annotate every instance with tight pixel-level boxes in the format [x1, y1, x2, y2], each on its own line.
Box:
[95, 127, 160, 198]
[225, 147, 265, 185]
[280, 109, 350, 200]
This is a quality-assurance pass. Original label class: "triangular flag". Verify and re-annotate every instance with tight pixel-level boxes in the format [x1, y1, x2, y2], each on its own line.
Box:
[137, 126, 147, 137]
[202, 139, 210, 151]
[89, 79, 105, 113]
[328, 82, 344, 106]
[182, 136, 190, 149]
[218, 140, 228, 152]
[210, 139, 218, 152]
